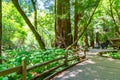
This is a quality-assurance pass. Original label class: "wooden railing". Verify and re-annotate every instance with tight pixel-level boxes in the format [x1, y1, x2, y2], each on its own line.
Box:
[0, 50, 86, 80]
[0, 66, 22, 76]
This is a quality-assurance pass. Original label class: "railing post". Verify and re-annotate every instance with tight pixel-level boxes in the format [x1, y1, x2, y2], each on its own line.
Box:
[22, 60, 27, 80]
[84, 49, 86, 58]
[84, 46, 88, 58]
[64, 51, 68, 66]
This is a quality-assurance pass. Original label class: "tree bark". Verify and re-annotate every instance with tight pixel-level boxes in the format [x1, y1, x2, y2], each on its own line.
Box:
[114, 9, 120, 22]
[90, 36, 94, 48]
[89, 29, 94, 48]
[109, 0, 120, 36]
[0, 0, 2, 64]
[12, 0, 46, 50]
[84, 32, 89, 47]
[55, 0, 73, 48]
[74, 0, 81, 48]
[31, 0, 37, 30]
[96, 32, 100, 47]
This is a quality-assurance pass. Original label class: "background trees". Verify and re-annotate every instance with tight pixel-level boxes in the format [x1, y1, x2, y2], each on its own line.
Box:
[0, 0, 119, 51]
[1, 0, 119, 51]
[2, 2, 26, 50]
[12, 0, 46, 50]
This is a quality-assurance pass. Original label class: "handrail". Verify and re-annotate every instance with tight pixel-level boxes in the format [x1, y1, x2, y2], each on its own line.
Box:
[44, 58, 87, 80]
[68, 58, 78, 62]
[31, 63, 65, 79]
[27, 57, 65, 71]
[0, 50, 84, 80]
[0, 66, 22, 76]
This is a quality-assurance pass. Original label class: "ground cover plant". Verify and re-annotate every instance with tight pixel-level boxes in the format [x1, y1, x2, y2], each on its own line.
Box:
[102, 51, 120, 59]
[0, 48, 65, 79]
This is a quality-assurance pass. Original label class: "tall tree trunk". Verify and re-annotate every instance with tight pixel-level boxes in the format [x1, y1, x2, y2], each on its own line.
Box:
[12, 0, 46, 50]
[109, 0, 120, 36]
[55, 0, 73, 48]
[31, 0, 37, 30]
[84, 32, 89, 47]
[66, 0, 100, 50]
[89, 30, 94, 48]
[90, 36, 94, 48]
[96, 32, 100, 47]
[114, 9, 120, 22]
[54, 0, 57, 47]
[74, 0, 80, 48]
[0, 0, 2, 64]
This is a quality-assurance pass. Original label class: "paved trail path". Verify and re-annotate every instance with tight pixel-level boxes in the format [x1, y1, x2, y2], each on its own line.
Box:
[52, 49, 120, 80]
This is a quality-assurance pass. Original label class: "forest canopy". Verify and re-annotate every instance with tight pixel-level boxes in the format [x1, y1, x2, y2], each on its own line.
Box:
[1, 0, 120, 50]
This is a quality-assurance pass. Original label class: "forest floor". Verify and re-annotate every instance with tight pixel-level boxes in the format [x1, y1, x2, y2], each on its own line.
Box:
[52, 49, 120, 80]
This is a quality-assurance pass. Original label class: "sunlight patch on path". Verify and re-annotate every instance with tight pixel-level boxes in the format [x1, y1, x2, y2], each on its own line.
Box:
[52, 49, 120, 80]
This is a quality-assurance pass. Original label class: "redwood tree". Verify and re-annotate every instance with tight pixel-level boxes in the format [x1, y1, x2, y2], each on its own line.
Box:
[0, 0, 2, 64]
[89, 29, 95, 48]
[55, 0, 73, 48]
[96, 32, 100, 47]
[31, 0, 37, 30]
[109, 0, 120, 36]
[74, 0, 81, 48]
[84, 32, 89, 47]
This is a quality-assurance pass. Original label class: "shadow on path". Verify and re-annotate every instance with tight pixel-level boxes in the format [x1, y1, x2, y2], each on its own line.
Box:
[52, 49, 120, 80]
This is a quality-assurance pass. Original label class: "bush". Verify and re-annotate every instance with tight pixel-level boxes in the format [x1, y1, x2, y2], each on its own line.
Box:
[1, 48, 65, 79]
[102, 51, 120, 59]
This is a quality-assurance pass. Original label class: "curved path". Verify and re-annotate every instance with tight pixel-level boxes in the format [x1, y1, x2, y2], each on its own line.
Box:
[52, 49, 120, 80]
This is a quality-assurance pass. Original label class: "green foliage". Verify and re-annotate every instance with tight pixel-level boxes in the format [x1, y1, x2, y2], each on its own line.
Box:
[37, 11, 54, 48]
[0, 77, 9, 80]
[1, 48, 65, 79]
[2, 2, 26, 50]
[102, 51, 120, 59]
[1, 0, 120, 79]
[4, 48, 65, 66]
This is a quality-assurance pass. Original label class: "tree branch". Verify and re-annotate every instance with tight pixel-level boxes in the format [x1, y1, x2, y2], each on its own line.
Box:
[66, 0, 101, 50]
[31, 0, 37, 29]
[109, 0, 120, 35]
[12, 0, 46, 50]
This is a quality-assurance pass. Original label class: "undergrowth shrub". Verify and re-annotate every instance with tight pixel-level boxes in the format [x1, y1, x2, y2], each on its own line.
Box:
[0, 48, 65, 80]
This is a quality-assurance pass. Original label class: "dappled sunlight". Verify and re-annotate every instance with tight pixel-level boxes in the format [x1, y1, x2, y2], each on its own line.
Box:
[53, 55, 120, 80]
[53, 69, 83, 80]
[85, 59, 96, 64]
[1, 0, 120, 79]
[62, 70, 83, 79]
[107, 58, 114, 61]
[52, 50, 120, 80]
[55, 71, 70, 78]
[77, 59, 96, 66]
[69, 70, 83, 77]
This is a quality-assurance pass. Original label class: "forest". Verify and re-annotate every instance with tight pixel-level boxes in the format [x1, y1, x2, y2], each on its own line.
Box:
[0, 0, 120, 80]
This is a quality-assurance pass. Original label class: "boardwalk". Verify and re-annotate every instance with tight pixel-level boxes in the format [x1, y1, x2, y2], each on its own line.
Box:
[52, 49, 120, 80]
